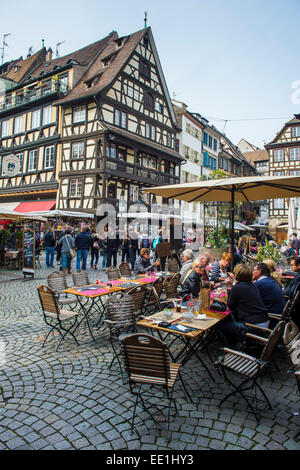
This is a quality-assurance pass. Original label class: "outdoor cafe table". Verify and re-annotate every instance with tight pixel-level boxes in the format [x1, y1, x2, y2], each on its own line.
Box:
[137, 307, 229, 381]
[63, 276, 165, 341]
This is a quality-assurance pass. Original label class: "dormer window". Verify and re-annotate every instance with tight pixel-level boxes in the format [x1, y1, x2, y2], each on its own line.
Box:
[103, 59, 109, 67]
[14, 65, 20, 73]
[116, 39, 123, 48]
[66, 58, 80, 65]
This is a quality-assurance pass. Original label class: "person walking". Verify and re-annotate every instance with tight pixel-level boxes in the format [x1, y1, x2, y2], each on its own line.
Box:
[106, 228, 119, 267]
[101, 231, 108, 270]
[128, 227, 139, 269]
[291, 233, 300, 256]
[75, 227, 92, 271]
[90, 232, 100, 269]
[121, 229, 130, 263]
[57, 229, 75, 275]
[44, 227, 56, 268]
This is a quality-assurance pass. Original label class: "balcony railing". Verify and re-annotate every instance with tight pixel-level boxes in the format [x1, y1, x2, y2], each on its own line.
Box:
[0, 81, 70, 113]
[105, 158, 179, 185]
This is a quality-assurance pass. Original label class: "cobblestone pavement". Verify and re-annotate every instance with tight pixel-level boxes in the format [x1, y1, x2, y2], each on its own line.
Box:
[0, 253, 300, 451]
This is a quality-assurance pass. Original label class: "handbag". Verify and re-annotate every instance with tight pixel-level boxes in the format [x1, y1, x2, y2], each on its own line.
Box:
[210, 300, 227, 312]
[65, 235, 76, 259]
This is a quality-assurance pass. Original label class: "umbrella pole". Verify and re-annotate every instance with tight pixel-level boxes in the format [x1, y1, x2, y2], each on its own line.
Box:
[230, 187, 235, 272]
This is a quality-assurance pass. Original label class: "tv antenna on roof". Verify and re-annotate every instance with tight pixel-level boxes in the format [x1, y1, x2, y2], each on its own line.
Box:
[1, 33, 11, 65]
[144, 10, 148, 28]
[55, 40, 66, 58]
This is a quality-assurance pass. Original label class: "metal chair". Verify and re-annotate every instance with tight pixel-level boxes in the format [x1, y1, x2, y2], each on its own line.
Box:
[47, 271, 77, 311]
[283, 321, 300, 440]
[127, 284, 148, 317]
[215, 321, 284, 421]
[106, 266, 121, 280]
[118, 262, 132, 278]
[104, 292, 137, 378]
[37, 285, 81, 351]
[120, 333, 192, 436]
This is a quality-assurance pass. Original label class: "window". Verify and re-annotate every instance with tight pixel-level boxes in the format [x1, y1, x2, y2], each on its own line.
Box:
[1, 119, 10, 137]
[203, 151, 209, 167]
[69, 178, 83, 197]
[151, 125, 156, 141]
[127, 85, 134, 98]
[31, 109, 41, 129]
[14, 116, 23, 134]
[290, 148, 300, 161]
[290, 170, 300, 176]
[155, 101, 163, 113]
[167, 133, 172, 148]
[121, 111, 127, 129]
[107, 183, 116, 199]
[208, 135, 213, 148]
[273, 171, 285, 176]
[139, 59, 150, 81]
[129, 184, 138, 202]
[42, 106, 53, 125]
[292, 126, 300, 138]
[273, 149, 284, 162]
[144, 92, 154, 112]
[114, 109, 120, 126]
[273, 198, 284, 209]
[213, 138, 218, 152]
[44, 146, 54, 168]
[72, 142, 85, 159]
[117, 147, 126, 161]
[59, 74, 69, 93]
[28, 150, 38, 171]
[203, 132, 208, 146]
[106, 143, 116, 159]
[16, 153, 23, 172]
[145, 123, 151, 139]
[143, 156, 157, 169]
[73, 106, 86, 123]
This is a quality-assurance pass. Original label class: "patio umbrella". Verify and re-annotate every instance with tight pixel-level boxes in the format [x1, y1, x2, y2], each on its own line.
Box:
[288, 199, 297, 239]
[145, 175, 300, 270]
[0, 208, 47, 222]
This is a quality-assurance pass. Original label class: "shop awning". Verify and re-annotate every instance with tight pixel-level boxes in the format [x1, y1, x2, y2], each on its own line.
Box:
[14, 200, 56, 213]
[0, 202, 21, 211]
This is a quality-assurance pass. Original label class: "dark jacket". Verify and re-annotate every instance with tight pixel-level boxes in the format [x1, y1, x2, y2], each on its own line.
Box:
[75, 232, 92, 250]
[107, 233, 120, 252]
[44, 231, 56, 248]
[133, 255, 155, 275]
[180, 270, 201, 300]
[284, 272, 300, 301]
[227, 282, 268, 324]
[255, 277, 285, 314]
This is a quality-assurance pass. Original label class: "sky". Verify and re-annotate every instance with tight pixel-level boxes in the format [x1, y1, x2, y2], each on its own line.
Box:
[1, 0, 300, 148]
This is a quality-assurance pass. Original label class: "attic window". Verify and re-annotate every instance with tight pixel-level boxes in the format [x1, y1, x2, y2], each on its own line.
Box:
[67, 58, 80, 65]
[86, 80, 93, 89]
[139, 59, 150, 81]
[116, 39, 123, 48]
[14, 65, 20, 73]
[53, 65, 60, 70]
[143, 36, 149, 49]
[103, 58, 110, 67]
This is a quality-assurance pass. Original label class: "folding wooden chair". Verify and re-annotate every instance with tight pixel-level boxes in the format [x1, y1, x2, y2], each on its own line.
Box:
[120, 333, 192, 436]
[283, 321, 300, 440]
[47, 271, 77, 311]
[216, 321, 284, 421]
[106, 266, 121, 280]
[118, 262, 132, 278]
[37, 285, 81, 351]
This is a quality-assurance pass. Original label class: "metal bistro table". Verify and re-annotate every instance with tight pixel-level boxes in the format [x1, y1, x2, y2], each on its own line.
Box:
[137, 307, 229, 382]
[64, 276, 163, 341]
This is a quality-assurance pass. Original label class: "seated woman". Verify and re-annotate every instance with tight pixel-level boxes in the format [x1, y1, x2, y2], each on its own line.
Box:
[263, 258, 282, 288]
[209, 252, 233, 287]
[215, 263, 269, 347]
[179, 249, 195, 283]
[180, 259, 210, 300]
[133, 248, 160, 275]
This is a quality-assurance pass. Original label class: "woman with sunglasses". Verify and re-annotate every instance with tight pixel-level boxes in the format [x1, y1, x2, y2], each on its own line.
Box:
[180, 259, 210, 300]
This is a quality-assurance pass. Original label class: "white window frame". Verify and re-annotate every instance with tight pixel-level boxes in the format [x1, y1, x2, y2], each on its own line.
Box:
[290, 148, 300, 161]
[72, 142, 85, 159]
[290, 170, 300, 176]
[129, 184, 138, 202]
[69, 178, 83, 197]
[31, 109, 41, 129]
[273, 198, 285, 209]
[16, 153, 24, 172]
[114, 109, 120, 126]
[274, 171, 285, 176]
[73, 106, 86, 124]
[28, 149, 38, 171]
[292, 126, 300, 137]
[42, 105, 53, 126]
[273, 149, 284, 162]
[44, 146, 55, 168]
[145, 123, 151, 139]
[14, 116, 23, 134]
[1, 119, 10, 137]
[155, 101, 163, 113]
[121, 111, 127, 129]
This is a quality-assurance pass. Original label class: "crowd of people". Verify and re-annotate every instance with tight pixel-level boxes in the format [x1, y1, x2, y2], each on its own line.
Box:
[177, 246, 300, 348]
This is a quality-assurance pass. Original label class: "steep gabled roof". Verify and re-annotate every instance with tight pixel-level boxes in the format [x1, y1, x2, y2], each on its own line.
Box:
[4, 49, 47, 83]
[243, 149, 269, 164]
[266, 114, 300, 146]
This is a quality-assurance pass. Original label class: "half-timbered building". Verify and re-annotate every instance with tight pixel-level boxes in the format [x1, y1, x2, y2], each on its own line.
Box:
[265, 114, 300, 241]
[55, 27, 183, 216]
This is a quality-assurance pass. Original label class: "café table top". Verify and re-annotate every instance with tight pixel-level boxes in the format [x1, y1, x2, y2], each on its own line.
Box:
[137, 308, 228, 338]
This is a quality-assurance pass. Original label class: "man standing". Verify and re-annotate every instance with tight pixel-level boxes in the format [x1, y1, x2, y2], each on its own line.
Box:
[106, 228, 119, 267]
[75, 227, 92, 271]
[291, 233, 300, 256]
[284, 256, 300, 327]
[44, 227, 56, 268]
[252, 262, 285, 315]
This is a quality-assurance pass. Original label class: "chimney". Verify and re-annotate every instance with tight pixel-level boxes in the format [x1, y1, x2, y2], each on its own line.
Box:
[46, 47, 53, 62]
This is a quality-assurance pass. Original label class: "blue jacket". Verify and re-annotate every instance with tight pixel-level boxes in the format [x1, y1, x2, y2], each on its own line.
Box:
[255, 276, 285, 314]
[75, 232, 92, 250]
